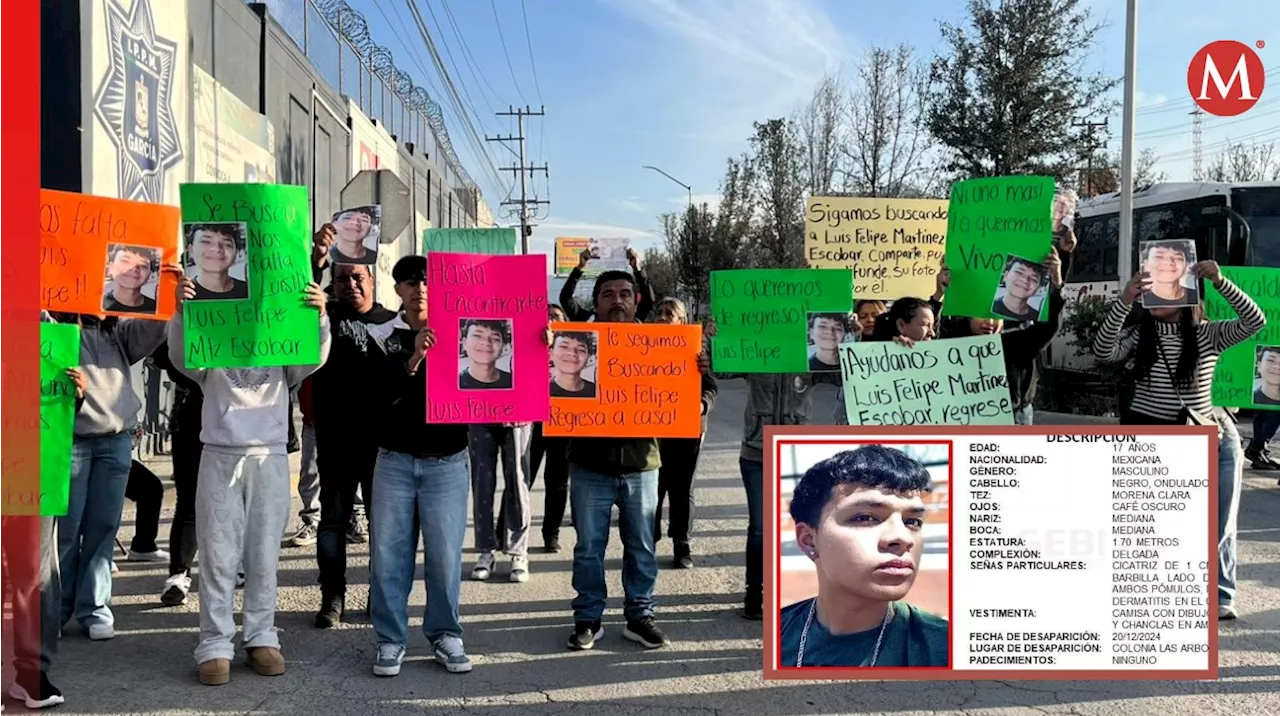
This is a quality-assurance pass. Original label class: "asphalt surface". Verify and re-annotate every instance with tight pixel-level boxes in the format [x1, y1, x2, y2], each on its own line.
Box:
[10, 380, 1280, 715]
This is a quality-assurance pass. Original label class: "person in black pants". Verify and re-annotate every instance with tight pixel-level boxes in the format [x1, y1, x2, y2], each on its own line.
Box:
[125, 460, 166, 559]
[150, 342, 205, 606]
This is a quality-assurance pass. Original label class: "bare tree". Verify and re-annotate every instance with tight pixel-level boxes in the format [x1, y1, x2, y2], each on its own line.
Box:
[1205, 140, 1280, 182]
[641, 247, 678, 300]
[744, 119, 806, 268]
[661, 204, 717, 316]
[796, 73, 844, 196]
[841, 44, 937, 197]
[1081, 147, 1169, 196]
[711, 157, 756, 269]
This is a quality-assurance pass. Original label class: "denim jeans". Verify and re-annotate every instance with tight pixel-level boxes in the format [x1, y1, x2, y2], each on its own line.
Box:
[1218, 418, 1244, 607]
[739, 458, 764, 593]
[569, 465, 659, 623]
[1247, 411, 1280, 453]
[4, 515, 59, 677]
[58, 432, 132, 628]
[369, 448, 470, 645]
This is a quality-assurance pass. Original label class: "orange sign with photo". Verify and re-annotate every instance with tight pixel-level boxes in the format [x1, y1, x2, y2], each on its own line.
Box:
[40, 189, 180, 320]
[543, 322, 704, 438]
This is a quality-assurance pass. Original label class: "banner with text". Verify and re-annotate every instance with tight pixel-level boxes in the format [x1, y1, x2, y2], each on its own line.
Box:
[1207, 267, 1280, 410]
[942, 176, 1055, 321]
[40, 190, 180, 320]
[543, 322, 703, 438]
[41, 322, 81, 516]
[840, 335, 1015, 426]
[426, 252, 550, 423]
[423, 227, 517, 255]
[554, 237, 632, 277]
[178, 184, 321, 368]
[805, 196, 948, 300]
[191, 64, 276, 184]
[710, 269, 854, 373]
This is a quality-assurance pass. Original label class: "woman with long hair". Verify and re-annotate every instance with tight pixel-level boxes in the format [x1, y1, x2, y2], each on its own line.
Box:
[1092, 261, 1266, 621]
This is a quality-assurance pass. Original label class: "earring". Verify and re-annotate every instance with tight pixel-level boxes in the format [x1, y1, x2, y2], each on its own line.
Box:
[807, 549, 818, 558]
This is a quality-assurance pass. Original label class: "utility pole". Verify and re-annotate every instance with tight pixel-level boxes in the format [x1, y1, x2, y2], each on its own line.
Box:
[486, 106, 548, 255]
[1190, 109, 1205, 181]
[1074, 118, 1109, 195]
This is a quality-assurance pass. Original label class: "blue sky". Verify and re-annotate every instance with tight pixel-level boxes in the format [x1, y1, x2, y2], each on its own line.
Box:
[352, 0, 1280, 254]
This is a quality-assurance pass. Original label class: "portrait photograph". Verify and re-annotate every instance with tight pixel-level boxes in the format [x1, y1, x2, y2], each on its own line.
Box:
[458, 318, 514, 391]
[1139, 239, 1199, 309]
[1255, 345, 1280, 408]
[777, 442, 951, 669]
[182, 222, 250, 302]
[101, 243, 161, 315]
[807, 312, 849, 373]
[330, 204, 382, 267]
[549, 329, 598, 400]
[992, 254, 1050, 322]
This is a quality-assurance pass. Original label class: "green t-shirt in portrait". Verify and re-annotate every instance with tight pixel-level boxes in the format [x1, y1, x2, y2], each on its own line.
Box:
[779, 599, 950, 668]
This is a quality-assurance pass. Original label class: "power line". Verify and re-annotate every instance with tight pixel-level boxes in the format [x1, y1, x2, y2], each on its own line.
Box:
[489, 0, 526, 102]
[488, 106, 549, 253]
[518, 0, 544, 102]
[438, 0, 507, 113]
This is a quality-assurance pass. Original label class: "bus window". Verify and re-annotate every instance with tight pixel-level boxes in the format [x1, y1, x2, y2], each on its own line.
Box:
[1231, 186, 1280, 268]
[1132, 195, 1228, 270]
[1068, 213, 1119, 282]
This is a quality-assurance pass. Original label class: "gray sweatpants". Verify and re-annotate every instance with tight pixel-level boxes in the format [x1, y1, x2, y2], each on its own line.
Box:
[468, 424, 532, 556]
[194, 449, 291, 665]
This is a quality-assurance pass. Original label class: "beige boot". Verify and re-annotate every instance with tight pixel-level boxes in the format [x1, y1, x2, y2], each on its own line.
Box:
[247, 647, 286, 676]
[198, 658, 231, 686]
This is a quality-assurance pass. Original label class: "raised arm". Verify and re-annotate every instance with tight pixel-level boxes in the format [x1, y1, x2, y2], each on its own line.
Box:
[1201, 272, 1267, 353]
[116, 317, 169, 365]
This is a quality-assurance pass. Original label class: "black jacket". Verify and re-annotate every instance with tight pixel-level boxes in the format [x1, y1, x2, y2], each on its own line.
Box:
[309, 300, 397, 441]
[559, 266, 656, 322]
[369, 316, 470, 459]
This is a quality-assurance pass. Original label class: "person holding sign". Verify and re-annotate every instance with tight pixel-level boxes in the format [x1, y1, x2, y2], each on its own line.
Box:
[101, 244, 160, 315]
[780, 446, 949, 667]
[559, 247, 655, 322]
[184, 223, 250, 301]
[1093, 260, 1265, 621]
[854, 300, 887, 340]
[167, 274, 332, 685]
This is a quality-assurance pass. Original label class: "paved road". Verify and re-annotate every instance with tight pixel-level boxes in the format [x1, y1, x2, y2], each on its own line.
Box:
[21, 380, 1280, 715]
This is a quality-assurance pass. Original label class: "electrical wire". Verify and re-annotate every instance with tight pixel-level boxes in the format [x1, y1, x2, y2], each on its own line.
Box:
[489, 0, 527, 102]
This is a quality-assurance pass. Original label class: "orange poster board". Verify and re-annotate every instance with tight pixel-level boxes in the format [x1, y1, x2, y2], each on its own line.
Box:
[40, 189, 180, 320]
[544, 322, 703, 438]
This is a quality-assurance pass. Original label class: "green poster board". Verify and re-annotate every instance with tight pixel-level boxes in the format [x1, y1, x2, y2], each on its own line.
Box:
[423, 227, 517, 255]
[1206, 267, 1280, 410]
[178, 184, 321, 368]
[709, 268, 854, 373]
[841, 334, 1014, 426]
[41, 322, 81, 516]
[942, 176, 1056, 321]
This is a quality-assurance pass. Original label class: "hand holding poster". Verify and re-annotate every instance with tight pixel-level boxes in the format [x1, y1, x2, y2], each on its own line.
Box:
[178, 184, 321, 368]
[40, 190, 179, 320]
[543, 322, 703, 438]
[943, 176, 1055, 321]
[840, 335, 1014, 426]
[709, 269, 854, 373]
[41, 322, 82, 516]
[805, 197, 948, 300]
[426, 252, 549, 423]
[1207, 267, 1280, 410]
[554, 237, 631, 277]
[424, 227, 517, 255]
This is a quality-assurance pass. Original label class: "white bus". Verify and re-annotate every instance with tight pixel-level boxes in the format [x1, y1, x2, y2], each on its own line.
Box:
[1043, 181, 1280, 379]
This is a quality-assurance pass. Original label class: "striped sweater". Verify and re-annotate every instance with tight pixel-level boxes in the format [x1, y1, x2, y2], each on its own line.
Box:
[1092, 279, 1266, 421]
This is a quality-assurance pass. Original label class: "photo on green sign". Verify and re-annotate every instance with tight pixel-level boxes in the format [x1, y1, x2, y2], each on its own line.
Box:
[1206, 266, 1280, 410]
[182, 222, 250, 301]
[1254, 345, 1280, 408]
[991, 253, 1050, 323]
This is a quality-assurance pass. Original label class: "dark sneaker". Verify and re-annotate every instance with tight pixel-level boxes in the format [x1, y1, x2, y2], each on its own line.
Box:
[567, 621, 603, 651]
[373, 643, 405, 677]
[283, 523, 318, 548]
[543, 535, 561, 553]
[8, 672, 65, 709]
[1245, 448, 1280, 470]
[622, 618, 669, 649]
[315, 594, 344, 629]
[672, 544, 693, 569]
[1219, 604, 1238, 620]
[160, 573, 192, 606]
[432, 636, 473, 673]
[742, 588, 763, 621]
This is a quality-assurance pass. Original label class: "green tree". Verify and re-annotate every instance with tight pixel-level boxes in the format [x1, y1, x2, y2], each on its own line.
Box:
[744, 119, 806, 268]
[641, 247, 678, 300]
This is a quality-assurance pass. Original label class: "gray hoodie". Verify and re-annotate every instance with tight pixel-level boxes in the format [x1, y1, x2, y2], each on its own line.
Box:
[68, 317, 167, 438]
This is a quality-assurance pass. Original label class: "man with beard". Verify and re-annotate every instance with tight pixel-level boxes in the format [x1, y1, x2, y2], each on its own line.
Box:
[102, 245, 158, 314]
[308, 226, 398, 628]
[992, 257, 1047, 322]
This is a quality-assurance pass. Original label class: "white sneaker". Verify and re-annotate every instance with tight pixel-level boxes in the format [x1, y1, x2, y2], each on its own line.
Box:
[127, 548, 170, 563]
[110, 561, 119, 574]
[471, 552, 495, 581]
[160, 573, 192, 606]
[1219, 604, 1238, 620]
[509, 555, 529, 583]
[373, 643, 405, 677]
[88, 623, 115, 641]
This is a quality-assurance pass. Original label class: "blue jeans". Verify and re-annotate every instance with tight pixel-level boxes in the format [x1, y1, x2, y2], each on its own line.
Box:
[569, 465, 659, 623]
[58, 433, 132, 628]
[1247, 411, 1280, 453]
[1219, 419, 1244, 607]
[369, 448, 470, 645]
[740, 458, 764, 593]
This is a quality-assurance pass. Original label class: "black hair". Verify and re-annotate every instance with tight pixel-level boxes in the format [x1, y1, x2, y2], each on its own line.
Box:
[108, 244, 159, 272]
[789, 445, 933, 527]
[392, 255, 427, 283]
[461, 319, 511, 343]
[1129, 306, 1201, 389]
[336, 206, 378, 222]
[855, 299, 887, 314]
[185, 223, 246, 251]
[552, 330, 595, 352]
[1004, 257, 1045, 280]
[870, 297, 933, 342]
[807, 312, 848, 329]
[1143, 240, 1191, 261]
[591, 270, 636, 305]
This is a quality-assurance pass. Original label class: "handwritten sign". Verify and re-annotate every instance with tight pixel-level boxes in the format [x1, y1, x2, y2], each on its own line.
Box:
[178, 183, 321, 368]
[423, 227, 517, 255]
[840, 335, 1014, 426]
[709, 269, 854, 373]
[1207, 267, 1280, 410]
[41, 322, 81, 516]
[543, 322, 702, 438]
[942, 176, 1055, 320]
[426, 252, 549, 423]
[554, 237, 631, 277]
[805, 197, 948, 300]
[40, 190, 179, 320]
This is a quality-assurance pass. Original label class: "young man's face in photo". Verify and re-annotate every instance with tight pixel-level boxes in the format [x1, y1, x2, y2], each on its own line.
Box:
[1260, 349, 1280, 387]
[810, 316, 846, 351]
[335, 211, 372, 245]
[464, 324, 504, 366]
[804, 484, 927, 602]
[551, 336, 588, 377]
[192, 229, 237, 273]
[1144, 246, 1187, 285]
[110, 249, 152, 289]
[1005, 262, 1043, 299]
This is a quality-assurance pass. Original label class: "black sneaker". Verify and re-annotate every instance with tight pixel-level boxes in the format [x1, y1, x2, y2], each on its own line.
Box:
[742, 588, 763, 621]
[543, 535, 561, 554]
[8, 671, 65, 709]
[672, 544, 693, 569]
[347, 516, 368, 544]
[1245, 447, 1280, 470]
[622, 618, 669, 649]
[566, 621, 603, 651]
[315, 594, 344, 629]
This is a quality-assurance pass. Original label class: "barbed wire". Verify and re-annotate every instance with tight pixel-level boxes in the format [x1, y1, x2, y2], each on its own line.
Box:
[311, 0, 475, 191]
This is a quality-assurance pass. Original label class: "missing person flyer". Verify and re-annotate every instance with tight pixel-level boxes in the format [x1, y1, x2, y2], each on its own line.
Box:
[762, 425, 1218, 681]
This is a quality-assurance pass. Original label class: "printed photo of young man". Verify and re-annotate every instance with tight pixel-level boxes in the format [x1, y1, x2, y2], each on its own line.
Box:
[992, 255, 1049, 323]
[102, 244, 161, 315]
[549, 330, 597, 399]
[458, 318, 514, 390]
[183, 222, 250, 301]
[329, 205, 381, 266]
[1256, 346, 1280, 407]
[1139, 239, 1199, 309]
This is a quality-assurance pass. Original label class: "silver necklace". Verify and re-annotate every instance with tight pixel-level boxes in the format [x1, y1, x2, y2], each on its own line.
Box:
[796, 600, 894, 667]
